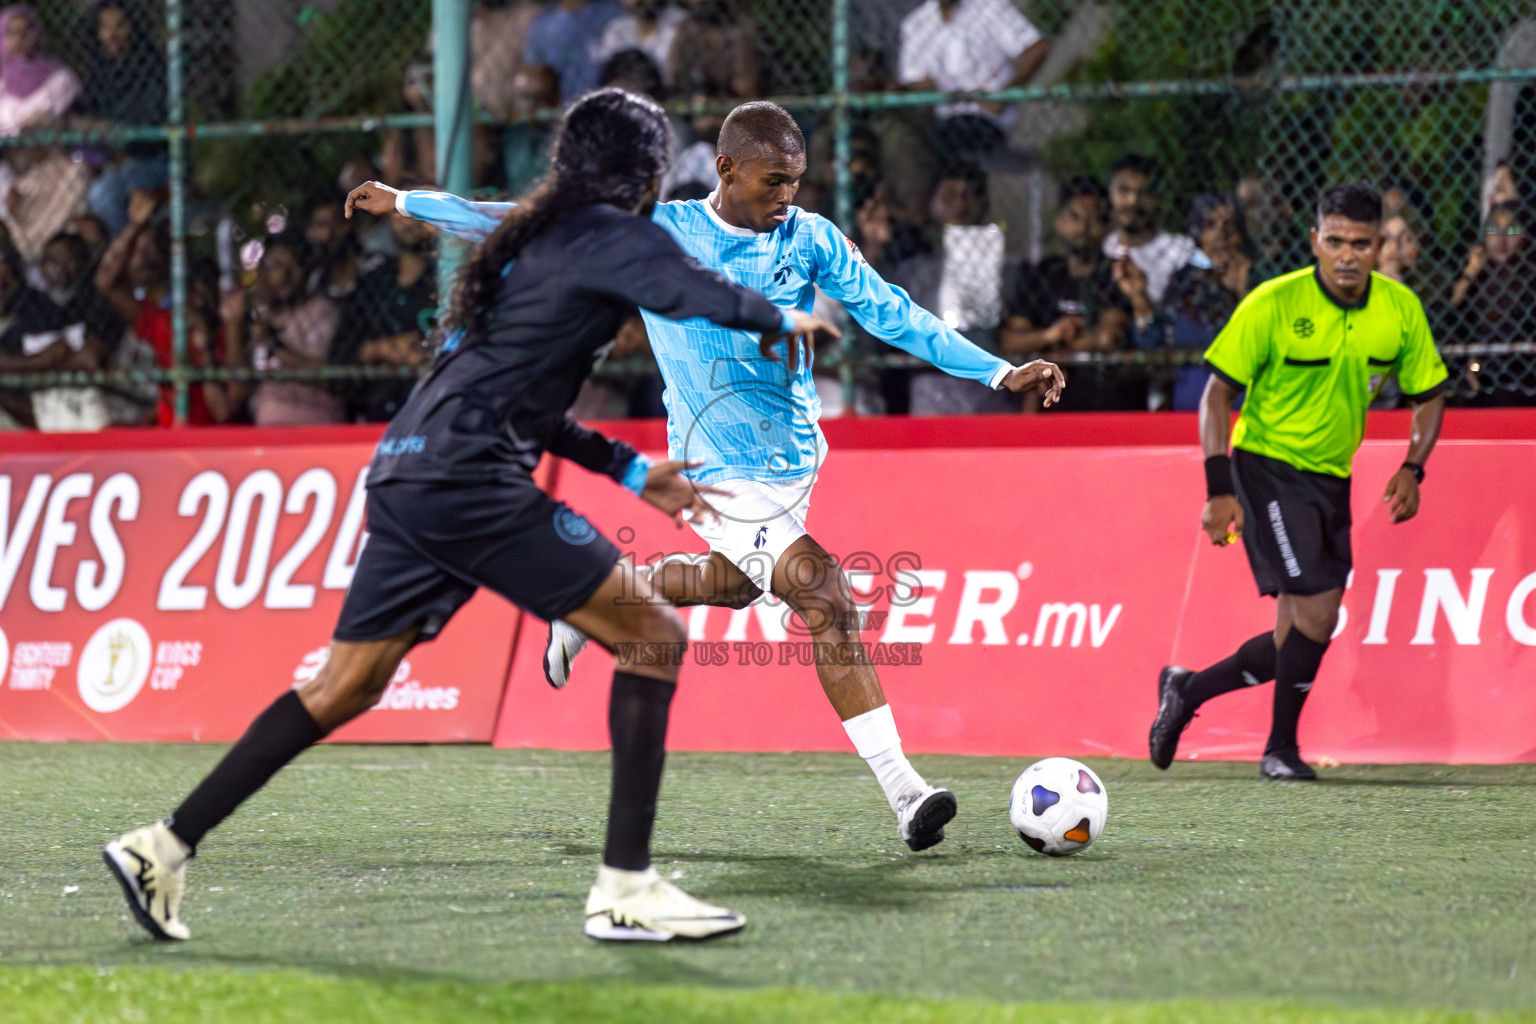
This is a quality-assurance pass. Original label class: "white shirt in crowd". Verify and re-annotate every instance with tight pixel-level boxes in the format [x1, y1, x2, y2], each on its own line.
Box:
[0, 65, 79, 137]
[1103, 229, 1198, 304]
[596, 5, 687, 87]
[898, 0, 1042, 120]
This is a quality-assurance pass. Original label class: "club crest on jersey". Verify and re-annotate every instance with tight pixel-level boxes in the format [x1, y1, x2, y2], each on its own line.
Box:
[773, 254, 794, 286]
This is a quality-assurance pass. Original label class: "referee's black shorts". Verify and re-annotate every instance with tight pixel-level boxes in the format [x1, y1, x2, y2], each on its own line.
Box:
[1232, 448, 1352, 598]
[333, 479, 622, 643]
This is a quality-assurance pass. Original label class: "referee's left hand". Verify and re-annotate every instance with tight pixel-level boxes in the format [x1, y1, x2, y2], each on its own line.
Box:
[1383, 468, 1421, 524]
[641, 459, 733, 529]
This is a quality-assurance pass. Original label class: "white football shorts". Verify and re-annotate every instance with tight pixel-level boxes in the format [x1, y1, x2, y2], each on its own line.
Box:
[682, 475, 816, 585]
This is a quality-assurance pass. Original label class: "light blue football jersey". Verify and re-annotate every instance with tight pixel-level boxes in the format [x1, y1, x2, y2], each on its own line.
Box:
[401, 191, 1011, 485]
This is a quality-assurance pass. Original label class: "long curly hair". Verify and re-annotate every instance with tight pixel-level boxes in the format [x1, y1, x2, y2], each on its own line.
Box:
[444, 88, 672, 342]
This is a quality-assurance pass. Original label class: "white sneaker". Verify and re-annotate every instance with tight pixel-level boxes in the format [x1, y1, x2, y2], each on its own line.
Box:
[897, 785, 957, 852]
[584, 869, 746, 941]
[543, 620, 589, 690]
[103, 821, 191, 941]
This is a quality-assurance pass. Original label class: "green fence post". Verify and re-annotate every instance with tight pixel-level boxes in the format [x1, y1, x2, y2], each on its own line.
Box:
[830, 0, 855, 413]
[166, 0, 188, 424]
[433, 0, 474, 321]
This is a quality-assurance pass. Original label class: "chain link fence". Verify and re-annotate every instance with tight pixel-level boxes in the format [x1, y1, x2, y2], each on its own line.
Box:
[2, 0, 1534, 431]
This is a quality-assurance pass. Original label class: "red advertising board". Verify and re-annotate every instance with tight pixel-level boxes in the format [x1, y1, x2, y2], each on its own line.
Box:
[492, 435, 1536, 765]
[4, 412, 1534, 762]
[0, 438, 518, 742]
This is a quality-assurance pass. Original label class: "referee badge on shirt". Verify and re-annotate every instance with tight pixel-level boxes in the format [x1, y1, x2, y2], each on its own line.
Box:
[553, 507, 598, 546]
[1292, 317, 1315, 338]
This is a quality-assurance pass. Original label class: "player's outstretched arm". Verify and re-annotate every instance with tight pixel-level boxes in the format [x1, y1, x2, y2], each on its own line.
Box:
[344, 181, 513, 243]
[806, 216, 1012, 388]
[1383, 392, 1445, 524]
[1199, 373, 1244, 546]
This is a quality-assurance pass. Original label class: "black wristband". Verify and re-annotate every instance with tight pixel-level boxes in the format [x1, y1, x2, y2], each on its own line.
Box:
[1205, 454, 1234, 499]
[1401, 461, 1425, 484]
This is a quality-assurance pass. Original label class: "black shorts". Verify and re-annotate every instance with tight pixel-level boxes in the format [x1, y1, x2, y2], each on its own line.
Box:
[332, 479, 622, 643]
[1232, 448, 1352, 598]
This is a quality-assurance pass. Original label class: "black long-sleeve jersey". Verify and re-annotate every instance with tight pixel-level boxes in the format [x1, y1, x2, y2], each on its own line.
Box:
[368, 203, 786, 488]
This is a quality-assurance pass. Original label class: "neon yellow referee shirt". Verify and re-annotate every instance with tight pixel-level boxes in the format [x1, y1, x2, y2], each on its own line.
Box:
[1203, 267, 1448, 478]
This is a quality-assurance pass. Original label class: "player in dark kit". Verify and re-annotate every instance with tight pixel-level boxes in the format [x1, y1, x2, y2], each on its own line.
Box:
[103, 89, 835, 943]
[1148, 182, 1448, 780]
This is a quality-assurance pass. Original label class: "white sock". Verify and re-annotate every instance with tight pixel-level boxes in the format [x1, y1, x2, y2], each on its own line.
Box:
[842, 704, 926, 813]
[595, 864, 659, 899]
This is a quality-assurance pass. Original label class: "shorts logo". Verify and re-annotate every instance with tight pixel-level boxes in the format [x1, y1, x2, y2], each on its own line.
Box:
[1292, 317, 1315, 338]
[77, 618, 152, 713]
[753, 525, 768, 550]
[1266, 500, 1303, 578]
[553, 507, 597, 546]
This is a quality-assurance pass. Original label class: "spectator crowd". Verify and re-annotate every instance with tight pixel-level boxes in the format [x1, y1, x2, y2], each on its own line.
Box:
[1, 0, 1532, 430]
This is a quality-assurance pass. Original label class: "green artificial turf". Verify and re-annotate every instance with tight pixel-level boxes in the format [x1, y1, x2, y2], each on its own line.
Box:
[0, 745, 1532, 1020]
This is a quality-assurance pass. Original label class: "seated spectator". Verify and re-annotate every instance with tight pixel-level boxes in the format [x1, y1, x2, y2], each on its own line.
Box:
[1103, 153, 1195, 304]
[1448, 201, 1536, 340]
[469, 0, 540, 119]
[1135, 193, 1255, 410]
[503, 64, 559, 194]
[661, 112, 721, 200]
[597, 0, 686, 89]
[0, 6, 80, 137]
[1379, 206, 1426, 285]
[381, 55, 437, 186]
[246, 233, 344, 426]
[68, 211, 109, 266]
[889, 165, 1017, 414]
[76, 0, 167, 236]
[40, 230, 120, 350]
[329, 212, 437, 422]
[898, 0, 1048, 161]
[304, 194, 383, 303]
[524, 0, 625, 102]
[599, 47, 664, 99]
[1446, 202, 1536, 403]
[95, 190, 233, 426]
[0, 145, 89, 263]
[999, 176, 1129, 357]
[1236, 171, 1306, 275]
[669, 0, 762, 100]
[0, 239, 81, 428]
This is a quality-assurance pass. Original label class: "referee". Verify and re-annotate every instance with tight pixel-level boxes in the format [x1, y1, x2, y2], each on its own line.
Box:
[1149, 181, 1448, 780]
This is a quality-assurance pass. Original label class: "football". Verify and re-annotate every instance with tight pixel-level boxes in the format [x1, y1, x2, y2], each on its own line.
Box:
[1009, 757, 1108, 856]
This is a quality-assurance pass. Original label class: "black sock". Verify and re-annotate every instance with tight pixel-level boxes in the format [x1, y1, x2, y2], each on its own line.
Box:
[168, 690, 327, 853]
[603, 670, 676, 872]
[1267, 629, 1329, 755]
[1185, 632, 1278, 708]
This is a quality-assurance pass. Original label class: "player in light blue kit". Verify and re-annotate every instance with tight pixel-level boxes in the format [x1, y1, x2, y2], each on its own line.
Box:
[347, 102, 1064, 852]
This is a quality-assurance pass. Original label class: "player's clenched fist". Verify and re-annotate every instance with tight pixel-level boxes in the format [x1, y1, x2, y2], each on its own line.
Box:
[1201, 494, 1243, 546]
[345, 180, 401, 219]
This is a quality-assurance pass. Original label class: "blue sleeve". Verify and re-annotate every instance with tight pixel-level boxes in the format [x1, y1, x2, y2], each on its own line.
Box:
[808, 216, 1010, 387]
[400, 191, 515, 243]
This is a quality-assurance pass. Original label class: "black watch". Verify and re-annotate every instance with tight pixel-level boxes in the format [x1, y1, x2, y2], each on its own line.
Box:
[1401, 461, 1425, 484]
